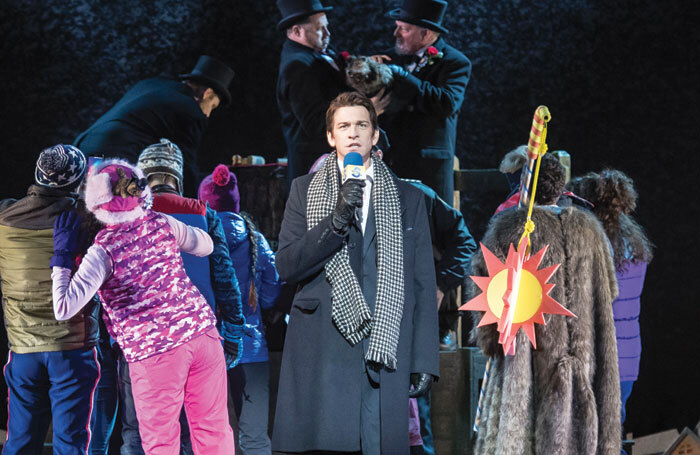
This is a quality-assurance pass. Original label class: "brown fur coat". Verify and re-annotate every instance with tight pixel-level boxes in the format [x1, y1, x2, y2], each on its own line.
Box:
[469, 206, 621, 455]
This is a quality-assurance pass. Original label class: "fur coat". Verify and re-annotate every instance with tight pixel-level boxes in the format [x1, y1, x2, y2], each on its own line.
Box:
[469, 206, 621, 455]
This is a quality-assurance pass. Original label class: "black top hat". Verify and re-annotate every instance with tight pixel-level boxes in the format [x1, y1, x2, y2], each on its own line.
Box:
[388, 0, 449, 34]
[277, 0, 333, 31]
[179, 55, 234, 106]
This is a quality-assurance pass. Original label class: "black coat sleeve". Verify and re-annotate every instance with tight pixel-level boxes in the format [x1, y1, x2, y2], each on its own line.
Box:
[276, 178, 345, 284]
[432, 195, 477, 291]
[409, 193, 440, 377]
[170, 102, 207, 195]
[285, 60, 334, 139]
[390, 54, 471, 117]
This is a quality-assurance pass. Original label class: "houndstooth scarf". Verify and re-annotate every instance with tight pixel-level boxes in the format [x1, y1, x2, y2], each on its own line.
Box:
[306, 151, 404, 370]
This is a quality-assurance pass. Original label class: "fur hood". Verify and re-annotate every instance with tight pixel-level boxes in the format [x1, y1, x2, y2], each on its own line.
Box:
[469, 206, 621, 455]
[84, 158, 152, 225]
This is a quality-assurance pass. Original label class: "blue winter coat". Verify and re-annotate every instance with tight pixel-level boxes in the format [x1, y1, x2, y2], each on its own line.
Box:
[218, 211, 282, 363]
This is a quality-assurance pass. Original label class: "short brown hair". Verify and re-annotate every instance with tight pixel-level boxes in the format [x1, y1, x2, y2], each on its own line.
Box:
[325, 92, 378, 133]
[533, 153, 566, 206]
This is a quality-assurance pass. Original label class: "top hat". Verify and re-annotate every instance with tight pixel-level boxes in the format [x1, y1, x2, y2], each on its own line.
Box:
[179, 55, 234, 106]
[277, 0, 333, 31]
[388, 0, 449, 34]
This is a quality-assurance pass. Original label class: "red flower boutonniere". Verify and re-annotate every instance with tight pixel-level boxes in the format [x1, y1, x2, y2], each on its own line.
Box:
[426, 46, 443, 65]
[416, 46, 444, 71]
[340, 51, 351, 61]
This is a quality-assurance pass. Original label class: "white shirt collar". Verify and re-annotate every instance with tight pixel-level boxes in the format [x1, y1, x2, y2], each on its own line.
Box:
[416, 44, 430, 58]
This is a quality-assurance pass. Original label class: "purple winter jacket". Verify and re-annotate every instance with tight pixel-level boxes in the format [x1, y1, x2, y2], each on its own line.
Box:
[612, 260, 647, 381]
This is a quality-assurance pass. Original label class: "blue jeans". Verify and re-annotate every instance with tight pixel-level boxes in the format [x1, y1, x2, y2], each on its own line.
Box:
[3, 347, 100, 455]
[620, 380, 634, 425]
[90, 342, 119, 455]
[416, 391, 434, 455]
[118, 351, 144, 455]
[620, 381, 635, 455]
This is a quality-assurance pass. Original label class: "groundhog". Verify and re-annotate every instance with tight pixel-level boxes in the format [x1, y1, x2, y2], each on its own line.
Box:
[344, 55, 393, 98]
[113, 167, 147, 197]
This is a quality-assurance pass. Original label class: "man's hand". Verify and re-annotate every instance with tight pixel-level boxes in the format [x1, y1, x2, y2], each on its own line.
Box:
[409, 372, 434, 398]
[51, 210, 84, 269]
[388, 64, 411, 80]
[371, 87, 391, 116]
[332, 179, 365, 235]
[370, 54, 392, 64]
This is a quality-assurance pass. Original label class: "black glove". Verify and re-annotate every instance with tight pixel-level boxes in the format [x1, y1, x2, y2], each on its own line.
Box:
[332, 179, 365, 235]
[408, 372, 434, 398]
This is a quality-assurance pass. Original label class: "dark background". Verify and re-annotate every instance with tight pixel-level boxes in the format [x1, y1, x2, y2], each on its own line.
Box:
[1, 0, 698, 440]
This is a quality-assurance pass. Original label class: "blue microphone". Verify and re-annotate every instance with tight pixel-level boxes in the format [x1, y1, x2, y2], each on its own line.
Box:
[342, 152, 365, 226]
[342, 152, 365, 183]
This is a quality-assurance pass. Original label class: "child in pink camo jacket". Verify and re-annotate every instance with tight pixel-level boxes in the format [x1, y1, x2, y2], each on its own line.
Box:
[50, 159, 235, 455]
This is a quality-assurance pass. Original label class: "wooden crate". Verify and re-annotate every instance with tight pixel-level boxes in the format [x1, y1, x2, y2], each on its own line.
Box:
[432, 347, 488, 455]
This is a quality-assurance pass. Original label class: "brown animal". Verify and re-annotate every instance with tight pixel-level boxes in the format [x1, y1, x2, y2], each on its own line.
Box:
[344, 55, 393, 98]
[112, 167, 147, 198]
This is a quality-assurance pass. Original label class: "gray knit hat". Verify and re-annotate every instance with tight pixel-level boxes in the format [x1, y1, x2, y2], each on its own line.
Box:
[35, 144, 87, 190]
[137, 138, 184, 195]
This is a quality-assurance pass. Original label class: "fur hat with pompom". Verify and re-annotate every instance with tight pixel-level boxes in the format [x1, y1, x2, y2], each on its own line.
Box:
[198, 164, 239, 213]
[84, 159, 153, 225]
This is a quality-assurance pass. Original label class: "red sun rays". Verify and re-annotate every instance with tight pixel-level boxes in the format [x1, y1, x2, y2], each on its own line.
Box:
[460, 239, 575, 355]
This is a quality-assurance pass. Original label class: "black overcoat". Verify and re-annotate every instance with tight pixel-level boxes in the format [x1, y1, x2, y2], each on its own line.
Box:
[276, 39, 348, 185]
[409, 180, 477, 292]
[74, 77, 207, 196]
[272, 171, 439, 454]
[381, 38, 471, 202]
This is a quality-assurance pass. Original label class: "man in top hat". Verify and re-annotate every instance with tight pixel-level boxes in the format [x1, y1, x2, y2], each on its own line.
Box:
[377, 0, 471, 205]
[276, 0, 350, 187]
[74, 55, 234, 197]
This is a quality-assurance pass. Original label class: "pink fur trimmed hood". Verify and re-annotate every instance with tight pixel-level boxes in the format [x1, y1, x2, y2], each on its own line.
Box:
[84, 158, 153, 225]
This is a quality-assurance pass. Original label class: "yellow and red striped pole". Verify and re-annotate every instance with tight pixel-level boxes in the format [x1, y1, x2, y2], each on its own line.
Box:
[518, 106, 551, 208]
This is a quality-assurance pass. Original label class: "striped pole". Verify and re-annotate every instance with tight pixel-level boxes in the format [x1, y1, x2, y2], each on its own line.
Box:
[473, 357, 491, 433]
[519, 106, 551, 208]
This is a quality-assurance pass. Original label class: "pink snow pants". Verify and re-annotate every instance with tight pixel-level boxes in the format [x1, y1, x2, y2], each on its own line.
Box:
[129, 327, 235, 455]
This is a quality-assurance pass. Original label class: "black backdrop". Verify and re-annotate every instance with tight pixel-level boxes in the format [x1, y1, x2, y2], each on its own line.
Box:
[1, 0, 698, 439]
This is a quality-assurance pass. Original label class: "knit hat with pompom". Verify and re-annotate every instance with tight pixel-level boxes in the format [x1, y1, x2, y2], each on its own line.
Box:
[198, 164, 240, 213]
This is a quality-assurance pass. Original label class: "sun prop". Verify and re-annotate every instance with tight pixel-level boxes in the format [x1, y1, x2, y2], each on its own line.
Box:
[460, 237, 575, 355]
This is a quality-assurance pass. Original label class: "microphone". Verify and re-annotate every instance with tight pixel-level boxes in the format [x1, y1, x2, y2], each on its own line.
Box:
[342, 152, 365, 226]
[342, 152, 365, 183]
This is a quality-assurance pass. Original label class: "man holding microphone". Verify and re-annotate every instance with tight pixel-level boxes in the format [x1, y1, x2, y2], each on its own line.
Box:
[272, 91, 439, 454]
